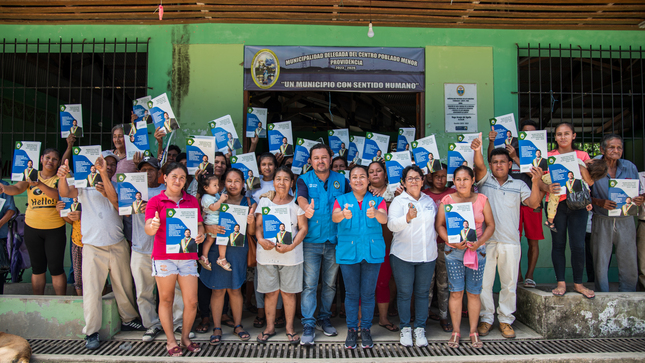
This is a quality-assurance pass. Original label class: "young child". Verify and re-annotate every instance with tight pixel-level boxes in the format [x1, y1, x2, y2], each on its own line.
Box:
[543, 158, 607, 232]
[200, 174, 230, 271]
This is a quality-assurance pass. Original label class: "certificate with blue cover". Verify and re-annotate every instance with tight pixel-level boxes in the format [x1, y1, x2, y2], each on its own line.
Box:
[60, 104, 83, 138]
[396, 128, 415, 152]
[608, 179, 639, 217]
[268, 121, 294, 156]
[261, 205, 292, 245]
[12, 141, 41, 182]
[518, 130, 548, 173]
[362, 132, 390, 166]
[72, 145, 102, 188]
[216, 204, 249, 247]
[117, 172, 149, 216]
[547, 152, 582, 196]
[445, 202, 478, 244]
[385, 151, 413, 192]
[447, 142, 475, 182]
[166, 208, 199, 254]
[490, 113, 518, 149]
[149, 93, 179, 135]
[209, 115, 242, 154]
[292, 138, 318, 175]
[246, 107, 267, 138]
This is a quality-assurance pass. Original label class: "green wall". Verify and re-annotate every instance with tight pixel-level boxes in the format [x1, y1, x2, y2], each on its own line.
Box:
[2, 23, 643, 286]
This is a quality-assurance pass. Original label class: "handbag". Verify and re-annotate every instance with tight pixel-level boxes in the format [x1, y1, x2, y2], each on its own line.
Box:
[565, 182, 592, 210]
[245, 197, 258, 268]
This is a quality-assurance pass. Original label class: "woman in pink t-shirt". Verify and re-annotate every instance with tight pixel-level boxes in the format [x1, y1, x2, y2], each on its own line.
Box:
[146, 162, 205, 356]
[544, 123, 595, 299]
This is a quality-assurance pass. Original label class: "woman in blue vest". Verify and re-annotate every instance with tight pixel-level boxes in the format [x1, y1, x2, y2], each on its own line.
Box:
[332, 165, 387, 350]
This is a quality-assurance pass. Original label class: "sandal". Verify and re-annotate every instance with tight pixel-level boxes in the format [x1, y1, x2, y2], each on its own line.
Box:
[199, 256, 212, 271]
[234, 324, 250, 341]
[378, 323, 399, 332]
[447, 332, 460, 348]
[209, 327, 222, 346]
[167, 345, 183, 357]
[217, 257, 232, 271]
[552, 286, 566, 297]
[574, 286, 595, 299]
[544, 220, 557, 233]
[256, 331, 276, 344]
[181, 342, 201, 353]
[221, 315, 235, 328]
[470, 332, 483, 349]
[254, 315, 266, 328]
[439, 319, 453, 332]
[275, 315, 286, 329]
[523, 278, 537, 288]
[428, 311, 441, 321]
[196, 317, 210, 333]
[286, 333, 300, 345]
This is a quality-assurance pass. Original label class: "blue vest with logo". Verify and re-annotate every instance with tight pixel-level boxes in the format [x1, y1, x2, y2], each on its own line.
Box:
[299, 170, 346, 244]
[335, 191, 386, 265]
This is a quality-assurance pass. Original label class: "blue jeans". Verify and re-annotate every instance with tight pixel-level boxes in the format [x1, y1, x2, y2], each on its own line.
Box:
[551, 202, 587, 284]
[339, 261, 381, 329]
[301, 241, 339, 327]
[390, 254, 436, 329]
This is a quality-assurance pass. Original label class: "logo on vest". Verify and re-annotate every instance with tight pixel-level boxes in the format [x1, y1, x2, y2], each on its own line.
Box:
[333, 181, 340, 189]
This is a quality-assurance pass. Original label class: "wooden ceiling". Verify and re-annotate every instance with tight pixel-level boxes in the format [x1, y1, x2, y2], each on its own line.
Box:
[0, 0, 644, 30]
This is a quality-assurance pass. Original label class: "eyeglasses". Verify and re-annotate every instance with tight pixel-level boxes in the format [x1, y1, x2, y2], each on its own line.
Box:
[405, 177, 422, 183]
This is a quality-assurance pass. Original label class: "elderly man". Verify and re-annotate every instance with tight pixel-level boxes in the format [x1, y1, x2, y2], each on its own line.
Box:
[590, 134, 644, 292]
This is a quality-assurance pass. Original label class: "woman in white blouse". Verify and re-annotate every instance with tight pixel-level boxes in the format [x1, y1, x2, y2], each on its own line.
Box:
[387, 165, 437, 348]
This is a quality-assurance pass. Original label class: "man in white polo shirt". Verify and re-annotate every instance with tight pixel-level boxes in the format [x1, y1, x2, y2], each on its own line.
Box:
[58, 150, 144, 350]
[471, 138, 543, 339]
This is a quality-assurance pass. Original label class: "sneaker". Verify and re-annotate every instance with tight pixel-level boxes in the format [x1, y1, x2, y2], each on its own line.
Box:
[414, 327, 428, 347]
[121, 319, 146, 332]
[85, 332, 100, 350]
[477, 322, 492, 336]
[316, 318, 338, 337]
[142, 326, 162, 342]
[174, 326, 196, 339]
[399, 327, 413, 347]
[301, 325, 316, 346]
[499, 323, 516, 338]
[360, 328, 373, 349]
[345, 328, 358, 349]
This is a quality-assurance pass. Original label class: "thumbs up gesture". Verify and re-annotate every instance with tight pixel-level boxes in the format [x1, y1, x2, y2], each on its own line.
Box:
[150, 211, 161, 232]
[342, 203, 353, 220]
[406, 202, 417, 223]
[488, 127, 497, 142]
[58, 159, 70, 178]
[305, 198, 315, 219]
[366, 202, 376, 219]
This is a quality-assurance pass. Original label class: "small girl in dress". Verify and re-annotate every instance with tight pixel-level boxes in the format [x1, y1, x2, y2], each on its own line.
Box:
[200, 174, 230, 271]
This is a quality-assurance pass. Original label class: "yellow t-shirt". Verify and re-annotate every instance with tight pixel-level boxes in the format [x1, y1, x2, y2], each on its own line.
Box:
[25, 172, 65, 229]
[72, 220, 83, 247]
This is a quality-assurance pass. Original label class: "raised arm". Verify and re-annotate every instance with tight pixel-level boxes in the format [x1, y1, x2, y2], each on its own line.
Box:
[95, 156, 118, 209]
[471, 135, 488, 182]
[523, 166, 545, 209]
[57, 159, 78, 199]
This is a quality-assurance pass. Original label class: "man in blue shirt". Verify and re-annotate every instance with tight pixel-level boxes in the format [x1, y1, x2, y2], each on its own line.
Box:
[296, 143, 350, 345]
[0, 180, 18, 294]
[590, 134, 644, 292]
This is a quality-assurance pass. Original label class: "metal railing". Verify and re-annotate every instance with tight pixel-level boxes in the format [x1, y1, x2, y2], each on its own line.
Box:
[517, 44, 644, 167]
[0, 38, 149, 177]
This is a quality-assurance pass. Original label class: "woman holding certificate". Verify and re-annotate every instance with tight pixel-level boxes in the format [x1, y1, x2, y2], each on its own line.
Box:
[544, 122, 595, 299]
[387, 165, 438, 347]
[254, 166, 308, 344]
[200, 169, 257, 344]
[435, 165, 495, 349]
[145, 162, 205, 357]
[332, 165, 387, 350]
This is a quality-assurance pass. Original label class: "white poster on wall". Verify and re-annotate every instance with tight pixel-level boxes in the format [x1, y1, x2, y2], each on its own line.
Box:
[445, 83, 477, 133]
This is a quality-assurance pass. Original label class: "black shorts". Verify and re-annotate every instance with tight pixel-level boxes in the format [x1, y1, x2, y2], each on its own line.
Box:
[23, 224, 67, 276]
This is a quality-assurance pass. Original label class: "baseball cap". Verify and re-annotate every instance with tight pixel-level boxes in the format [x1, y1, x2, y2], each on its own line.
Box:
[138, 156, 160, 170]
[101, 150, 119, 162]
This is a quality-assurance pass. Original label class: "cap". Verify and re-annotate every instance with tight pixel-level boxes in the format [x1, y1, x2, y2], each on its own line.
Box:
[101, 150, 119, 162]
[138, 156, 160, 170]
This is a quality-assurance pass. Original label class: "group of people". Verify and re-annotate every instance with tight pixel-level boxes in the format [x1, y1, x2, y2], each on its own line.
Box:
[1, 120, 644, 356]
